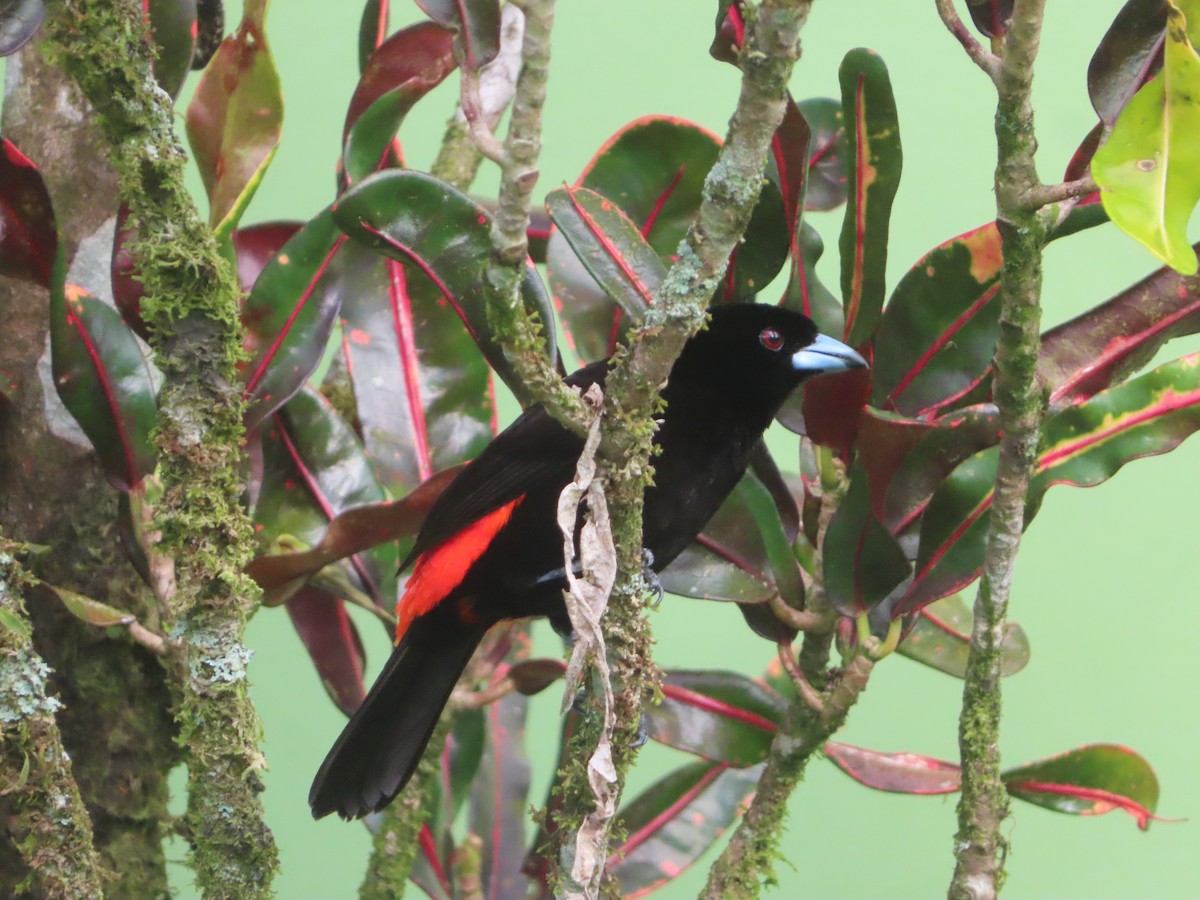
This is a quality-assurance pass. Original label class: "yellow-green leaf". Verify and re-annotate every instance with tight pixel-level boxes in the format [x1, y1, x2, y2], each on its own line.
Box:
[1092, 0, 1200, 275]
[44, 584, 135, 628]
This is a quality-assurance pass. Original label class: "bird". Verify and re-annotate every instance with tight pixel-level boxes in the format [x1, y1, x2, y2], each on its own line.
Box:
[309, 302, 866, 820]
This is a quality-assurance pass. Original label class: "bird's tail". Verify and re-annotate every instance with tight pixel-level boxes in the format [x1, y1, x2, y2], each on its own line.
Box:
[309, 614, 486, 820]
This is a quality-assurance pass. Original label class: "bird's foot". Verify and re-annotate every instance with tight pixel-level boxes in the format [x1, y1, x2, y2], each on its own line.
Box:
[641, 548, 664, 607]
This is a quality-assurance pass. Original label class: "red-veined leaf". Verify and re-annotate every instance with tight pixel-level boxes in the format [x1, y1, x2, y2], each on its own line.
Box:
[332, 169, 557, 393]
[964, 0, 1013, 38]
[358, 0, 389, 72]
[241, 208, 345, 433]
[1089, 0, 1168, 125]
[897, 352, 1200, 615]
[1003, 744, 1162, 830]
[795, 363, 872, 451]
[468, 679, 531, 900]
[146, 0, 198, 100]
[342, 21, 457, 186]
[778, 221, 844, 380]
[0, 0, 44, 56]
[409, 822, 454, 900]
[246, 463, 461, 603]
[822, 461, 911, 617]
[285, 585, 366, 716]
[50, 283, 157, 491]
[856, 407, 936, 521]
[897, 593, 1030, 679]
[823, 741, 962, 794]
[0, 138, 56, 287]
[797, 96, 849, 212]
[232, 220, 302, 293]
[185, 0, 282, 237]
[709, 0, 742, 64]
[414, 0, 499, 71]
[339, 244, 494, 496]
[1039, 243, 1200, 406]
[545, 186, 663, 353]
[644, 670, 784, 767]
[872, 222, 1003, 418]
[839, 48, 902, 347]
[875, 402, 1000, 533]
[111, 204, 149, 338]
[610, 761, 762, 899]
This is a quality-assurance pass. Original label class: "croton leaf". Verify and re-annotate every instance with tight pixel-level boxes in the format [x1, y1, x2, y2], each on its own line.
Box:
[897, 593, 1030, 679]
[856, 407, 935, 522]
[709, 0, 742, 64]
[468, 682, 531, 900]
[146, 0, 199, 100]
[661, 468, 801, 606]
[414, 0, 499, 71]
[232, 220, 302, 293]
[1088, 0, 1168, 126]
[796, 363, 872, 451]
[358, 0, 389, 72]
[823, 741, 962, 794]
[768, 95, 811, 234]
[0, 0, 44, 56]
[544, 185, 663, 360]
[838, 48, 903, 347]
[822, 461, 911, 617]
[1092, 0, 1200, 275]
[339, 244, 494, 497]
[964, 0, 1014, 37]
[410, 822, 454, 900]
[241, 208, 345, 433]
[1039, 243, 1200, 406]
[876, 402, 1000, 534]
[185, 0, 283, 237]
[255, 387, 398, 609]
[111, 204, 150, 338]
[797, 97, 849, 212]
[50, 283, 158, 492]
[342, 21, 457, 186]
[778, 221, 844, 378]
[644, 670, 785, 767]
[897, 352, 1200, 615]
[547, 116, 786, 362]
[1002, 744, 1162, 830]
[285, 585, 366, 716]
[872, 222, 1003, 418]
[333, 170, 556, 392]
[0, 138, 56, 288]
[247, 463, 461, 604]
[609, 761, 763, 899]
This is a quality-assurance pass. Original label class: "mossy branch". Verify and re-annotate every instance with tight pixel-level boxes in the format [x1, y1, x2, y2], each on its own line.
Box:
[44, 2, 277, 896]
[941, 2, 1051, 897]
[0, 540, 106, 900]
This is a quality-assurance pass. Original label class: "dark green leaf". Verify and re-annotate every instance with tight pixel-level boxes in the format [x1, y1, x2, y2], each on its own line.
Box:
[839, 48, 903, 346]
[0, 138, 56, 287]
[964, 0, 1013, 37]
[1003, 744, 1161, 830]
[645, 670, 783, 766]
[415, 0, 499, 70]
[897, 594, 1030, 678]
[872, 222, 1003, 418]
[1089, 0, 1167, 125]
[147, 0, 198, 100]
[342, 21, 457, 186]
[358, 0, 389, 72]
[50, 284, 157, 491]
[241, 208, 345, 433]
[333, 169, 556, 393]
[284, 586, 366, 716]
[797, 97, 848, 212]
[611, 761, 763, 896]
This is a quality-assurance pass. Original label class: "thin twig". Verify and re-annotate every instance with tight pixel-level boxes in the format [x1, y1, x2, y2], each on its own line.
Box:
[768, 591, 824, 632]
[934, 0, 1001, 81]
[1022, 174, 1097, 210]
[460, 69, 509, 165]
[776, 641, 825, 714]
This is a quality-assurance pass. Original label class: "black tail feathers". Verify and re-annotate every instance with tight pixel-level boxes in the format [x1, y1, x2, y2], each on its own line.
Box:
[309, 615, 485, 820]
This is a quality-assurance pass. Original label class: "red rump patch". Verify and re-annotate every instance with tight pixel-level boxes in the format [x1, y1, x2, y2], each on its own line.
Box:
[394, 496, 524, 643]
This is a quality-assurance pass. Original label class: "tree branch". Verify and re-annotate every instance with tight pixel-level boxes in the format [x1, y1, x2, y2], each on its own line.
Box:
[0, 541, 106, 900]
[44, 2, 278, 895]
[934, 0, 1001, 81]
[1022, 174, 1097, 210]
[948, 2, 1050, 897]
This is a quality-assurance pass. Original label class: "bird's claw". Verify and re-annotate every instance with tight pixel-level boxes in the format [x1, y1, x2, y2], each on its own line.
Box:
[642, 548, 664, 607]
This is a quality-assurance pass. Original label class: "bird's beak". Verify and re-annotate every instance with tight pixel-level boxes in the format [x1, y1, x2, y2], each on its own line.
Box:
[791, 333, 868, 375]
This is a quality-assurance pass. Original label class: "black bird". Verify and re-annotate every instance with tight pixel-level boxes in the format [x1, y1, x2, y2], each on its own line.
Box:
[309, 303, 866, 820]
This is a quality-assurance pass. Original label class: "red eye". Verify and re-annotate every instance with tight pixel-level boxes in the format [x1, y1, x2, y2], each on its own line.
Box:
[759, 328, 784, 351]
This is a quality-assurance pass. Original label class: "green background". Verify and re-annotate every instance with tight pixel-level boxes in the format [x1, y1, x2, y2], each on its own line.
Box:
[150, 1, 1199, 897]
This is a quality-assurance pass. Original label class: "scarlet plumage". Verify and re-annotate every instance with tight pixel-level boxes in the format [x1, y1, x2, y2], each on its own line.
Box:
[310, 304, 866, 820]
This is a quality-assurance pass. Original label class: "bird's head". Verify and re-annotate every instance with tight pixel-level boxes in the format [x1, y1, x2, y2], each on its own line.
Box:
[669, 303, 867, 412]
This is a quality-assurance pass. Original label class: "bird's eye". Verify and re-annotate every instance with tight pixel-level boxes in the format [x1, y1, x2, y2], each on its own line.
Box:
[759, 328, 784, 351]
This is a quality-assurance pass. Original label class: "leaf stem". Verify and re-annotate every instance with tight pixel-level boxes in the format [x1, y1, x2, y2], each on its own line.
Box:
[934, 0, 1001, 82]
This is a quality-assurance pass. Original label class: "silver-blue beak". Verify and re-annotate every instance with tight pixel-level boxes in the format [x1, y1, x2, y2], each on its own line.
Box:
[791, 333, 868, 375]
